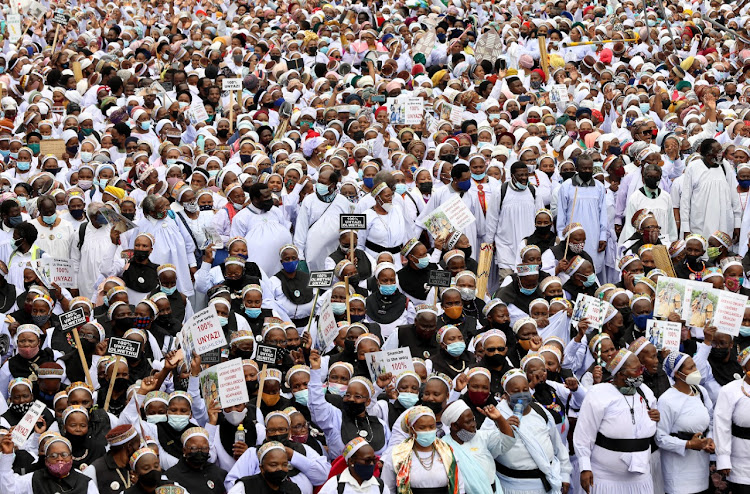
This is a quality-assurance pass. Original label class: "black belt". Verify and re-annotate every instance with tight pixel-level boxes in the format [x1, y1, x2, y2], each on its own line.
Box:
[670, 430, 708, 441]
[495, 461, 552, 491]
[290, 317, 308, 327]
[595, 432, 653, 453]
[733, 423, 750, 440]
[365, 240, 401, 254]
[411, 488, 449, 494]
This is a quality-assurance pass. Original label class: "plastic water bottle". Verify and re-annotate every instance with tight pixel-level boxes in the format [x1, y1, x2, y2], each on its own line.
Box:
[235, 424, 246, 444]
[513, 401, 524, 420]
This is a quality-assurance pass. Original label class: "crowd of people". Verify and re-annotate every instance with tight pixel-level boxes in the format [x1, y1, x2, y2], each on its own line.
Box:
[0, 0, 748, 493]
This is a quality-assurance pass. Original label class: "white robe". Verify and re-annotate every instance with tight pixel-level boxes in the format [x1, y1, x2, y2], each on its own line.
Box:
[230, 205, 292, 276]
[619, 189, 678, 245]
[486, 184, 543, 269]
[359, 205, 410, 265]
[556, 179, 609, 274]
[70, 222, 112, 300]
[681, 159, 741, 239]
[294, 194, 351, 271]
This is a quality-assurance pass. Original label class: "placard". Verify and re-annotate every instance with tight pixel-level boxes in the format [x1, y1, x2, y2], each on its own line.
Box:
[182, 305, 226, 357]
[309, 271, 334, 288]
[201, 348, 222, 365]
[107, 337, 142, 359]
[187, 98, 209, 126]
[654, 277, 688, 319]
[222, 78, 242, 91]
[646, 319, 682, 352]
[712, 290, 747, 336]
[682, 280, 718, 328]
[60, 307, 86, 332]
[52, 8, 69, 25]
[286, 58, 304, 71]
[474, 29, 504, 63]
[365, 348, 414, 381]
[428, 270, 451, 287]
[315, 298, 338, 351]
[45, 259, 76, 288]
[7, 15, 21, 43]
[388, 97, 424, 125]
[439, 102, 464, 126]
[571, 293, 606, 330]
[11, 400, 45, 447]
[199, 358, 248, 408]
[100, 206, 137, 233]
[550, 84, 570, 104]
[39, 139, 65, 158]
[254, 344, 278, 365]
[420, 194, 476, 239]
[340, 214, 367, 230]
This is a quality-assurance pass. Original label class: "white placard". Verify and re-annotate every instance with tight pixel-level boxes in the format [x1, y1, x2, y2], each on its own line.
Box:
[550, 84, 570, 104]
[11, 401, 45, 447]
[365, 348, 414, 381]
[646, 319, 682, 352]
[222, 78, 242, 91]
[182, 305, 227, 356]
[47, 259, 76, 288]
[315, 298, 338, 352]
[7, 15, 21, 43]
[199, 358, 249, 409]
[713, 290, 748, 337]
[571, 293, 606, 330]
[420, 194, 476, 239]
[187, 99, 209, 126]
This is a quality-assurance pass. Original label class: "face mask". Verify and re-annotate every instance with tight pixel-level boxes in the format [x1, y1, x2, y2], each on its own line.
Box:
[414, 429, 437, 447]
[282, 260, 299, 273]
[569, 242, 585, 254]
[140, 121, 151, 131]
[418, 182, 433, 194]
[186, 451, 210, 467]
[161, 285, 177, 295]
[16, 161, 30, 171]
[639, 103, 651, 114]
[456, 179, 472, 191]
[608, 145, 622, 156]
[342, 400, 367, 418]
[441, 154, 456, 163]
[583, 273, 597, 287]
[315, 183, 331, 197]
[710, 347, 730, 360]
[456, 428, 476, 442]
[138, 469, 161, 488]
[740, 325, 750, 337]
[168, 414, 190, 430]
[146, 414, 167, 424]
[291, 432, 309, 444]
[508, 391, 533, 411]
[471, 172, 486, 181]
[361, 176, 375, 189]
[18, 346, 39, 359]
[445, 341, 466, 357]
[352, 462, 375, 481]
[28, 143, 40, 154]
[263, 470, 288, 485]
[327, 382, 348, 396]
[77, 179, 93, 190]
[706, 246, 721, 260]
[624, 374, 644, 389]
[331, 302, 347, 315]
[633, 312, 653, 330]
[520, 285, 537, 296]
[467, 390, 490, 405]
[47, 460, 73, 478]
[444, 305, 463, 319]
[458, 146, 471, 158]
[42, 213, 57, 225]
[245, 307, 262, 318]
[740, 179, 750, 189]
[394, 183, 408, 195]
[218, 316, 229, 326]
[397, 392, 419, 408]
[9, 215, 23, 227]
[381, 202, 393, 213]
[293, 389, 309, 406]
[32, 314, 50, 326]
[458, 287, 476, 301]
[379, 284, 397, 296]
[680, 370, 702, 385]
[414, 256, 430, 269]
[644, 177, 660, 190]
[262, 392, 281, 406]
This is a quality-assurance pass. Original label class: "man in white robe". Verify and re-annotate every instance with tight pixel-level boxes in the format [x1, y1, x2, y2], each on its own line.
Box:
[416, 163, 486, 262]
[486, 162, 543, 279]
[130, 195, 196, 297]
[69, 202, 112, 299]
[294, 169, 351, 272]
[619, 164, 678, 244]
[231, 182, 292, 276]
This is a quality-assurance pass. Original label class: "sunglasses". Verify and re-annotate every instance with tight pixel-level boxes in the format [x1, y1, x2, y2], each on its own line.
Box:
[484, 346, 506, 353]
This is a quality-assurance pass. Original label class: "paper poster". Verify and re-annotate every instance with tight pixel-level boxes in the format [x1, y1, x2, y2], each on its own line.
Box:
[46, 259, 76, 288]
[682, 280, 718, 328]
[99, 207, 137, 233]
[646, 319, 682, 352]
[550, 84, 570, 104]
[315, 298, 338, 352]
[712, 290, 748, 336]
[413, 29, 437, 57]
[387, 97, 424, 125]
[474, 29, 504, 63]
[365, 348, 414, 381]
[187, 99, 209, 125]
[7, 14, 21, 43]
[39, 139, 65, 158]
[199, 358, 248, 408]
[439, 102, 464, 126]
[182, 306, 226, 356]
[11, 400, 45, 447]
[421, 194, 476, 239]
[571, 293, 606, 330]
[654, 277, 688, 319]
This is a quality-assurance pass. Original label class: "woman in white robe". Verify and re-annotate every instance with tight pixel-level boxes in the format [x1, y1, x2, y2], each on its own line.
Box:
[359, 183, 410, 266]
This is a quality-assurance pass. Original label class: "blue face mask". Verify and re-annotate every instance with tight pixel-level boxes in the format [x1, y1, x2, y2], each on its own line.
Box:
[8, 215, 22, 227]
[166, 158, 178, 166]
[717, 122, 725, 132]
[415, 256, 430, 269]
[520, 286, 537, 296]
[739, 179, 750, 188]
[16, 161, 30, 171]
[446, 341, 466, 356]
[395, 183, 408, 195]
[456, 179, 472, 191]
[362, 177, 374, 189]
[583, 273, 598, 287]
[0, 150, 8, 158]
[379, 284, 398, 296]
[740, 325, 750, 337]
[488, 114, 500, 121]
[282, 260, 299, 273]
[639, 103, 651, 114]
[315, 183, 331, 197]
[168, 414, 190, 430]
[245, 307, 262, 318]
[633, 312, 653, 330]
[9, 152, 18, 160]
[397, 392, 419, 408]
[293, 389, 309, 406]
[625, 117, 636, 127]
[42, 213, 57, 225]
[140, 121, 151, 131]
[161, 285, 177, 295]
[415, 429, 437, 447]
[218, 316, 229, 326]
[471, 172, 486, 181]
[331, 302, 347, 315]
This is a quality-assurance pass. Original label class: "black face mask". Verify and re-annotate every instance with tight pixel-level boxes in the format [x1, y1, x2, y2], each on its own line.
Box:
[246, 379, 260, 394]
[235, 349, 254, 360]
[155, 315, 174, 330]
[534, 225, 551, 236]
[344, 339, 356, 353]
[578, 171, 593, 182]
[420, 400, 443, 415]
[171, 111, 179, 119]
[619, 307, 632, 325]
[139, 469, 161, 488]
[114, 377, 131, 392]
[267, 433, 288, 443]
[440, 154, 456, 163]
[510, 110, 520, 119]
[342, 400, 366, 418]
[217, 129, 229, 138]
[418, 182, 433, 194]
[185, 451, 210, 468]
[270, 55, 281, 62]
[80, 339, 97, 354]
[459, 245, 472, 259]
[258, 199, 274, 212]
[352, 131, 364, 142]
[686, 254, 701, 265]
[560, 171, 576, 181]
[483, 353, 506, 368]
[199, 205, 213, 211]
[263, 470, 288, 485]
[458, 146, 471, 158]
[710, 347, 730, 360]
[114, 317, 134, 331]
[122, 212, 136, 221]
[644, 177, 660, 189]
[133, 250, 150, 262]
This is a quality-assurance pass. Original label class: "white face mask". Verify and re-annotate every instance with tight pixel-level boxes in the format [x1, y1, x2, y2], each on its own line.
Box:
[225, 409, 248, 426]
[381, 202, 393, 213]
[681, 370, 702, 386]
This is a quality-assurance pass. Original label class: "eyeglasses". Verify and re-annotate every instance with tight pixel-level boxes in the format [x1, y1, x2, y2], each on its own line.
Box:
[47, 452, 72, 460]
[186, 447, 209, 453]
[484, 346, 506, 353]
[266, 428, 289, 436]
[642, 225, 661, 231]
